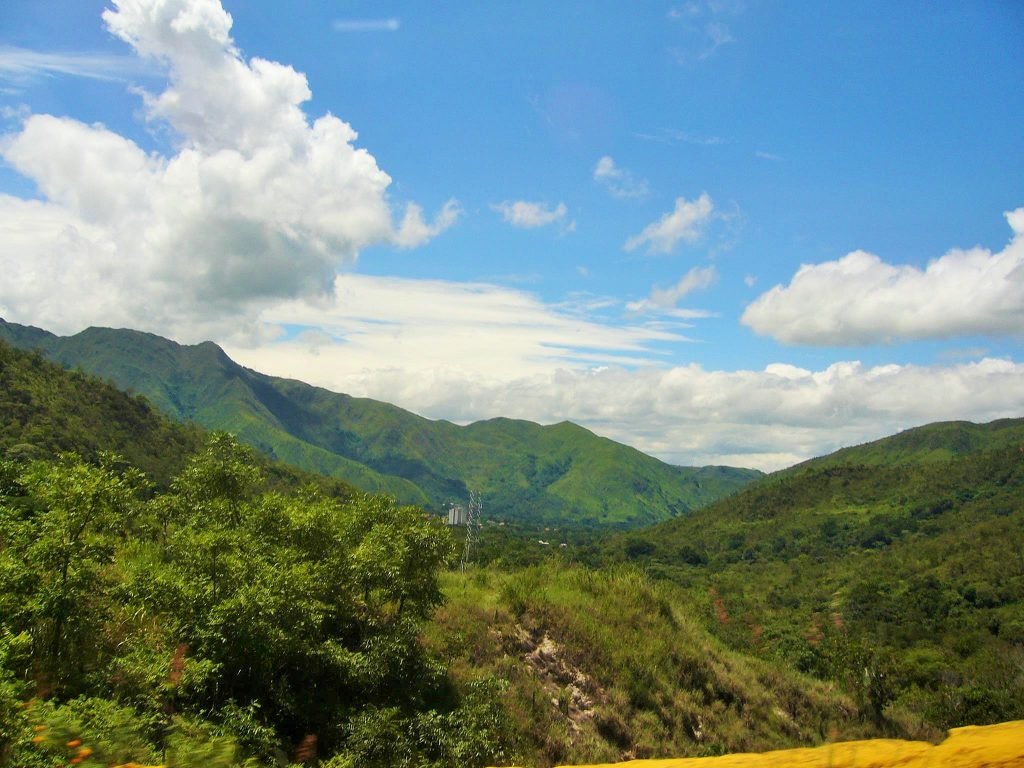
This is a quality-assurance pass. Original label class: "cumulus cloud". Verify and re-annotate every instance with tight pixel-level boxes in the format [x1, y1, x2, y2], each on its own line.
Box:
[626, 265, 717, 314]
[624, 193, 714, 254]
[492, 200, 570, 229]
[593, 156, 649, 199]
[394, 200, 463, 247]
[0, 0, 456, 340]
[742, 209, 1024, 345]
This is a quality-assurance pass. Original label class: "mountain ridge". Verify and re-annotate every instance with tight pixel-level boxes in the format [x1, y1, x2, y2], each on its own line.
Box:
[0, 318, 761, 526]
[782, 417, 1024, 475]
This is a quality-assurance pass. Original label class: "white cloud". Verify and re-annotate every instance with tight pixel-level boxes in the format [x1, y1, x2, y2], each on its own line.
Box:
[634, 128, 724, 146]
[742, 208, 1024, 345]
[593, 155, 649, 199]
[0, 46, 153, 83]
[234, 274, 687, 380]
[0, 0, 456, 340]
[744, 273, 757, 287]
[626, 265, 717, 314]
[332, 18, 400, 32]
[624, 193, 714, 254]
[394, 200, 462, 247]
[492, 200, 570, 229]
[229, 288, 1024, 471]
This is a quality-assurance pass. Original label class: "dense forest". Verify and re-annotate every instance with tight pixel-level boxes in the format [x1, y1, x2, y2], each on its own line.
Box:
[1, 339, 1023, 767]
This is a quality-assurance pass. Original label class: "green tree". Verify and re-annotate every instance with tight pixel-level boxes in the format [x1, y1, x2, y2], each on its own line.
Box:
[4, 453, 144, 690]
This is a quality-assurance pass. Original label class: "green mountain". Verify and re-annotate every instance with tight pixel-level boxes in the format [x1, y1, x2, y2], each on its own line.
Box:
[0, 338, 360, 498]
[602, 417, 1024, 730]
[0, 319, 761, 526]
[0, 338, 203, 484]
[782, 417, 1024, 472]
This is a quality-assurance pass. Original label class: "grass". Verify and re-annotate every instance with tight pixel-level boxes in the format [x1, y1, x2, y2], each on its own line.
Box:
[425, 563, 864, 767]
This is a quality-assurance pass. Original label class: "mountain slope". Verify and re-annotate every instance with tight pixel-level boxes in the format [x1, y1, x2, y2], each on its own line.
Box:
[0, 319, 761, 526]
[603, 417, 1024, 730]
[0, 338, 203, 484]
[783, 417, 1024, 473]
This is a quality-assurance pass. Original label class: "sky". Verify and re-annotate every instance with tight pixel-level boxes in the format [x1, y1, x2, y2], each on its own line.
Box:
[0, 0, 1022, 471]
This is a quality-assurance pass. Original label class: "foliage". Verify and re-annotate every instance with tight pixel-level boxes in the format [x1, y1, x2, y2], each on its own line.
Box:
[0, 337, 203, 485]
[0, 433, 516, 767]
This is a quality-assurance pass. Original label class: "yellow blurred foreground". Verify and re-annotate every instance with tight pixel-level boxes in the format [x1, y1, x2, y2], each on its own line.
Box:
[528, 720, 1024, 768]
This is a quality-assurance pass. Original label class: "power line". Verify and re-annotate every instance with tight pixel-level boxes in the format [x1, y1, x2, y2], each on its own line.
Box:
[460, 489, 482, 571]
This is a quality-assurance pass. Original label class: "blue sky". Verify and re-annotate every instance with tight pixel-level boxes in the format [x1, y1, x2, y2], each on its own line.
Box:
[1, 0, 1022, 469]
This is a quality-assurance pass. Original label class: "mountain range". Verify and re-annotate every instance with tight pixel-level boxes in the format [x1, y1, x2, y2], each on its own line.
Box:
[3, 323, 1022, 761]
[0, 319, 760, 527]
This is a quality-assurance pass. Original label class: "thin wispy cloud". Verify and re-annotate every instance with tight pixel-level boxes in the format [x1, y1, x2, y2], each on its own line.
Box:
[634, 128, 725, 146]
[668, 0, 741, 63]
[700, 22, 735, 59]
[756, 150, 782, 161]
[0, 46, 153, 83]
[332, 18, 401, 33]
[626, 265, 717, 314]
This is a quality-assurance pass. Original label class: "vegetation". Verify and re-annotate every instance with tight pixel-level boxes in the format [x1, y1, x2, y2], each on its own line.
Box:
[427, 563, 866, 766]
[599, 419, 1024, 736]
[0, 320, 760, 527]
[0, 338, 203, 485]
[3, 330, 1024, 767]
[0, 340, 359, 500]
[0, 434, 518, 767]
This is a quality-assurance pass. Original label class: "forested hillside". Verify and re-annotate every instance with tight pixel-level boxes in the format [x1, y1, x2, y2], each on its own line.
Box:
[603, 419, 1024, 733]
[0, 340, 203, 485]
[0, 320, 760, 527]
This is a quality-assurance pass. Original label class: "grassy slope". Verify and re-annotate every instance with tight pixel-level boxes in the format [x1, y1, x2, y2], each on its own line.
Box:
[426, 563, 865, 767]
[0, 320, 760, 526]
[602, 418, 1024, 730]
